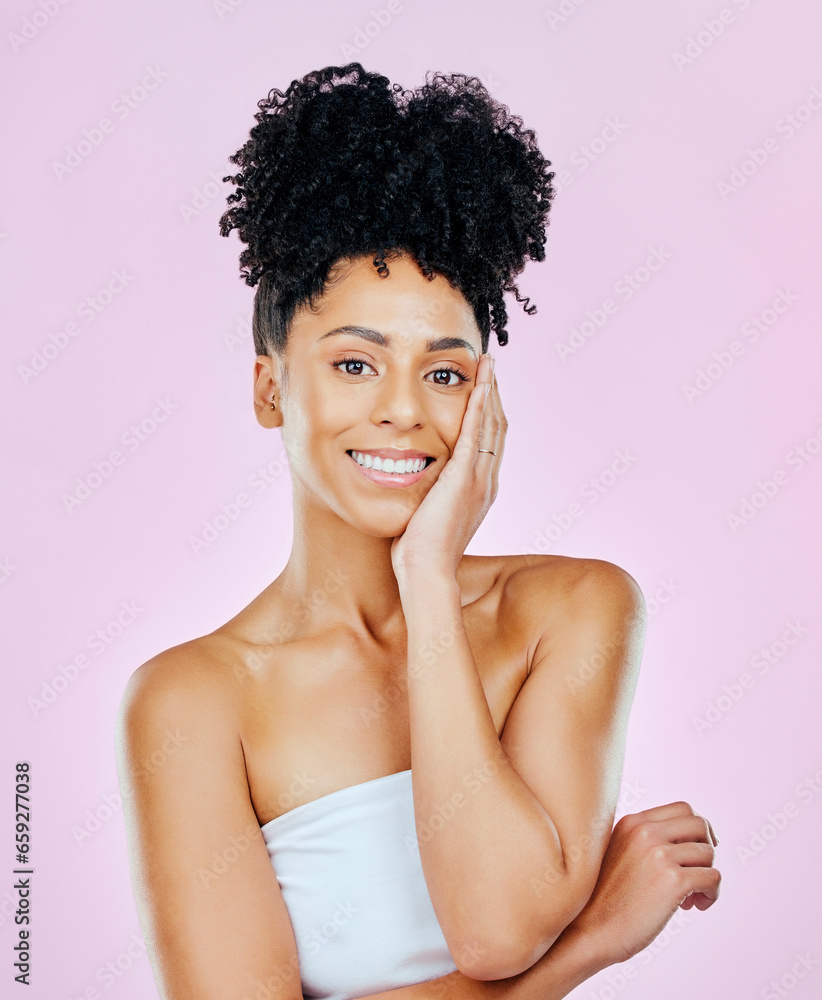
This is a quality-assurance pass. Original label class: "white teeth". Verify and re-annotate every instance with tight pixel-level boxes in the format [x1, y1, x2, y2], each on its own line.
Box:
[351, 451, 427, 475]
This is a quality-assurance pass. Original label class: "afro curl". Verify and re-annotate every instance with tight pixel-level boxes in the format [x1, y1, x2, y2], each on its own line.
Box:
[219, 62, 555, 355]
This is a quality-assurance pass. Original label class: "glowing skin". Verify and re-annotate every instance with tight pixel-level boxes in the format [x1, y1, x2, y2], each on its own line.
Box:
[252, 251, 485, 634]
[116, 250, 720, 1000]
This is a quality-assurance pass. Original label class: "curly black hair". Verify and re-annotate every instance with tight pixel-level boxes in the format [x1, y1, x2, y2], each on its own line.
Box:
[218, 62, 555, 358]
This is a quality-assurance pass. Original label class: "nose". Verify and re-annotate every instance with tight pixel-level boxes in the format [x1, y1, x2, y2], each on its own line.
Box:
[368, 367, 426, 431]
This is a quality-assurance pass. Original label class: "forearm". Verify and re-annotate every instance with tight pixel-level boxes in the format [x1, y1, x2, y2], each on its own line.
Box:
[358, 919, 608, 1000]
[401, 573, 575, 964]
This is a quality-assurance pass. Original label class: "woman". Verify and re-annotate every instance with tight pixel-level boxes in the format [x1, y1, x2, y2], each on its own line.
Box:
[115, 63, 720, 1000]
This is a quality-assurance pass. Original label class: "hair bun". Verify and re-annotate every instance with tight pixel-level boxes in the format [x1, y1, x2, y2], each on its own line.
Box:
[219, 62, 554, 351]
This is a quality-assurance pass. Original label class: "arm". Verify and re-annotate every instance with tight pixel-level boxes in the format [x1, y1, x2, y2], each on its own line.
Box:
[115, 647, 304, 1000]
[400, 557, 645, 979]
[355, 919, 606, 1000]
[348, 791, 722, 1000]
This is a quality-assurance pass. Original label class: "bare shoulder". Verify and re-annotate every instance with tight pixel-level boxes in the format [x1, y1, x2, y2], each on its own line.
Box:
[492, 554, 646, 672]
[114, 642, 303, 999]
[458, 551, 644, 615]
[493, 552, 642, 608]
[115, 637, 242, 760]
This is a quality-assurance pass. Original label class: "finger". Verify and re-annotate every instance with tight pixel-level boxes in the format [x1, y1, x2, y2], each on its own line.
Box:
[477, 359, 503, 465]
[474, 380, 496, 467]
[477, 352, 494, 389]
[677, 866, 722, 907]
[664, 840, 716, 868]
[464, 356, 494, 443]
[485, 368, 508, 468]
[681, 891, 715, 911]
[486, 363, 506, 428]
[617, 800, 705, 830]
[654, 813, 716, 848]
[450, 373, 493, 470]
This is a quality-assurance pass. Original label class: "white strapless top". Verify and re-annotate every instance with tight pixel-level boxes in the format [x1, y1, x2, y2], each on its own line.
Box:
[260, 769, 458, 1000]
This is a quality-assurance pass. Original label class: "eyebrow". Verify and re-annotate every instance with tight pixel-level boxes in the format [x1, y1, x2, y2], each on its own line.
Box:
[317, 325, 478, 360]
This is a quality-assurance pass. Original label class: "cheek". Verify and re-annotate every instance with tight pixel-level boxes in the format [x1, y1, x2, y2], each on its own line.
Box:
[282, 387, 351, 463]
[429, 397, 467, 452]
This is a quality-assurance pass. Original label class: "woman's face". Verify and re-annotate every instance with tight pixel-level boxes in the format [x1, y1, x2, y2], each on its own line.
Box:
[255, 253, 484, 537]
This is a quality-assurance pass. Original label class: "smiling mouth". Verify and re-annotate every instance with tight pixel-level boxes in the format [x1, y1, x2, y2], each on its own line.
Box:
[346, 450, 435, 476]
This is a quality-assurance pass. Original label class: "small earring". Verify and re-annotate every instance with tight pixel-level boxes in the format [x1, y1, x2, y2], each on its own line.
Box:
[270, 397, 276, 410]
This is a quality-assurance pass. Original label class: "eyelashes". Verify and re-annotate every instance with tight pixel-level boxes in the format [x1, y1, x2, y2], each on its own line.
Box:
[333, 356, 471, 386]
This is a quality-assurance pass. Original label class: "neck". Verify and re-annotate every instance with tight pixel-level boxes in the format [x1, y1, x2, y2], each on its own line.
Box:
[270, 480, 415, 644]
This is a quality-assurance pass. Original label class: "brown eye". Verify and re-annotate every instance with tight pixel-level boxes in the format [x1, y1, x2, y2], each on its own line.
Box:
[426, 366, 470, 387]
[334, 357, 376, 376]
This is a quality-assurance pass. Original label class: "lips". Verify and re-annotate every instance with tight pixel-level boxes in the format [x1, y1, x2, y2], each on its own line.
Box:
[346, 450, 435, 488]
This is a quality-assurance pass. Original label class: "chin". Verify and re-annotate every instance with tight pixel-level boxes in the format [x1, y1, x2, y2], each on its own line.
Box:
[348, 499, 418, 538]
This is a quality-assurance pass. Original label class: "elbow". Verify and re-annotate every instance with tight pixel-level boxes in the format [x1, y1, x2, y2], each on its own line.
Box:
[449, 920, 561, 981]
[451, 891, 589, 980]
[452, 941, 528, 982]
[452, 932, 553, 982]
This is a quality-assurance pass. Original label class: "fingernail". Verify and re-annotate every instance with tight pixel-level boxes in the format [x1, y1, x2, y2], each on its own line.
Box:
[488, 355, 495, 373]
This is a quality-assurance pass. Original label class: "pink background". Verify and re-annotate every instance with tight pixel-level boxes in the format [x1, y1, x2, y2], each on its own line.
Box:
[2, 1, 821, 997]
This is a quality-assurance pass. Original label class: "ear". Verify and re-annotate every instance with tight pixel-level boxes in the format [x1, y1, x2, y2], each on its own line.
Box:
[253, 355, 284, 429]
